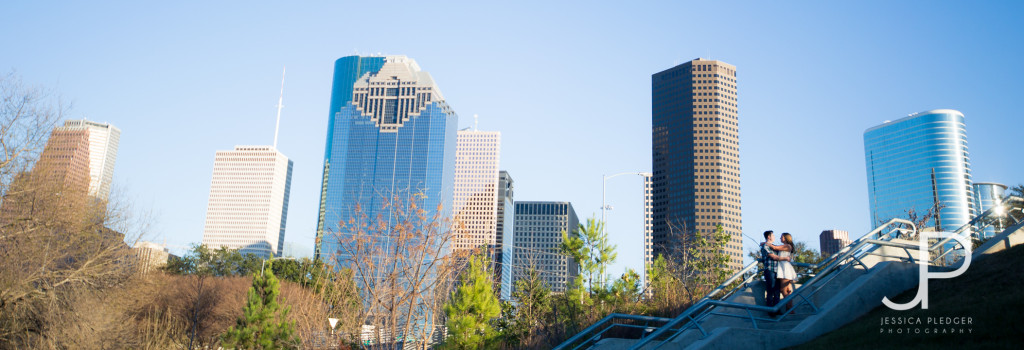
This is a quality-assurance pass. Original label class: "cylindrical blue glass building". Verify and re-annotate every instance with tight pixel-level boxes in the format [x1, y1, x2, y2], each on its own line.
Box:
[864, 109, 974, 232]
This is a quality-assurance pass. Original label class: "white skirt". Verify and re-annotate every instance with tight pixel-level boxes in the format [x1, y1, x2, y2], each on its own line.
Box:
[777, 261, 797, 281]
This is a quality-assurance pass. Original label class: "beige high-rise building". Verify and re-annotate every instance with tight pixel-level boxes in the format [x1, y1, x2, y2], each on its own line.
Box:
[58, 120, 120, 200]
[453, 129, 500, 251]
[652, 58, 743, 271]
[643, 172, 653, 289]
[201, 146, 293, 258]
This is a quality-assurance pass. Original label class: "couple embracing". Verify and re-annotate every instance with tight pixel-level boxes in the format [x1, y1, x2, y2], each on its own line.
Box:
[760, 230, 797, 315]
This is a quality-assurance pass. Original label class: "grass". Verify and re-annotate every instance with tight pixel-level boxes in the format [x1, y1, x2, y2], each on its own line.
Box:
[791, 243, 1024, 349]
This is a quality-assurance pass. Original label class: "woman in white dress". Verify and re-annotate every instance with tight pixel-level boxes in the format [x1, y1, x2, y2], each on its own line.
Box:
[771, 233, 798, 312]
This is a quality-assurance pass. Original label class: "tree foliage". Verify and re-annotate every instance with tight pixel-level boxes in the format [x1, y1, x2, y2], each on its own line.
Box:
[221, 262, 300, 349]
[441, 251, 500, 349]
[165, 245, 332, 292]
[164, 244, 263, 277]
[559, 217, 617, 294]
[0, 72, 145, 347]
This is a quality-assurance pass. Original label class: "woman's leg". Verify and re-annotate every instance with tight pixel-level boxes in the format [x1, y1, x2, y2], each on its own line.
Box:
[778, 279, 791, 311]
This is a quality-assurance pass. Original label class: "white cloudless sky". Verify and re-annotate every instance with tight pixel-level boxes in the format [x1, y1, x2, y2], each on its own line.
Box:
[2, 1, 1022, 279]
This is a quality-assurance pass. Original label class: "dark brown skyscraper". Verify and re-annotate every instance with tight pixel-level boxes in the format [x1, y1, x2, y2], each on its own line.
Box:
[652, 58, 742, 270]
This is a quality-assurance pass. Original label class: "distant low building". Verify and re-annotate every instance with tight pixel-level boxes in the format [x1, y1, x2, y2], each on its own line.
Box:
[132, 241, 170, 273]
[281, 241, 313, 259]
[819, 229, 852, 257]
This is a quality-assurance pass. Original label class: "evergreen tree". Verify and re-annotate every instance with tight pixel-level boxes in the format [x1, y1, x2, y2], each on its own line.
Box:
[221, 261, 300, 349]
[442, 252, 501, 349]
[560, 217, 617, 294]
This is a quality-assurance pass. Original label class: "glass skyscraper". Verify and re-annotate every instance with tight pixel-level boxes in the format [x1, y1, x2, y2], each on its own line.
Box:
[973, 182, 1007, 239]
[651, 58, 743, 271]
[314, 55, 458, 263]
[864, 109, 974, 232]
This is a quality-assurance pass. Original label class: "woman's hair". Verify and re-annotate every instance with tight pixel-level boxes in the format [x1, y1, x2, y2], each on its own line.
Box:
[781, 232, 794, 246]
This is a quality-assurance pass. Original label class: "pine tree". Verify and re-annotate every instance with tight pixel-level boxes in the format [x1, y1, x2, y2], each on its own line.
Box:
[441, 252, 501, 349]
[221, 261, 300, 349]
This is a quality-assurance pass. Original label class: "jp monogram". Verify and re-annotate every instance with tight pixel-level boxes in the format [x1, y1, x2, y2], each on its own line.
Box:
[882, 232, 972, 310]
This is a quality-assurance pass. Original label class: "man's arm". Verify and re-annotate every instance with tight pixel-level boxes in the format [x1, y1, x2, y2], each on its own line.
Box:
[767, 252, 790, 261]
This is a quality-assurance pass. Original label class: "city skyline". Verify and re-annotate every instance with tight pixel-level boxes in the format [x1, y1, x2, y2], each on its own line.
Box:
[3, 1, 1022, 279]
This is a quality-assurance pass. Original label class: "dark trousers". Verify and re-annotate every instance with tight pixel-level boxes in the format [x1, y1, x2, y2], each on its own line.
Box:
[764, 269, 780, 307]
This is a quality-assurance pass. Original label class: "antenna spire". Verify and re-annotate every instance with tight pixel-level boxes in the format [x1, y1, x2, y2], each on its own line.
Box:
[473, 114, 479, 131]
[273, 66, 286, 148]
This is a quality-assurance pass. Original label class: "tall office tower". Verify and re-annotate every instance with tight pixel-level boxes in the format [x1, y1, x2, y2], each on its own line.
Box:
[58, 120, 120, 199]
[0, 128, 91, 220]
[651, 58, 743, 270]
[819, 229, 852, 257]
[453, 129, 501, 251]
[511, 201, 579, 293]
[314, 55, 458, 264]
[201, 146, 293, 258]
[497, 170, 515, 300]
[864, 109, 974, 232]
[973, 182, 1008, 239]
[643, 173, 653, 291]
[35, 127, 93, 191]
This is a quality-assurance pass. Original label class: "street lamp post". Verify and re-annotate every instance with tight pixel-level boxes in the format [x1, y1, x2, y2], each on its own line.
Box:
[602, 172, 647, 228]
[600, 172, 647, 288]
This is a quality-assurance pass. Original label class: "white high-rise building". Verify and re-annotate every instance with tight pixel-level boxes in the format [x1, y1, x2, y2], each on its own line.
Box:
[202, 146, 293, 258]
[58, 120, 120, 199]
[453, 129, 501, 251]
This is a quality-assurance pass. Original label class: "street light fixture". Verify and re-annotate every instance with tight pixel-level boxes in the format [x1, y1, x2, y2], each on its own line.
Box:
[601, 172, 648, 228]
[601, 172, 652, 289]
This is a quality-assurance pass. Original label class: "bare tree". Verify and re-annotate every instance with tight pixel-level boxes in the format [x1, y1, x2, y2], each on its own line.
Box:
[326, 194, 464, 349]
[0, 72, 66, 188]
[646, 220, 731, 317]
[0, 73, 150, 348]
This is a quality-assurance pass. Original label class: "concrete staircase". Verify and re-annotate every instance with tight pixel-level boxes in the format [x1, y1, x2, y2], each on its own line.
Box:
[557, 196, 1024, 350]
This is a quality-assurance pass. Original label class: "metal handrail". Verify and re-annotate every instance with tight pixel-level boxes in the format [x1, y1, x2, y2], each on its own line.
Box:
[639, 199, 1024, 349]
[931, 196, 1023, 264]
[555, 218, 913, 350]
[558, 198, 1024, 350]
[624, 219, 916, 350]
[553, 262, 762, 350]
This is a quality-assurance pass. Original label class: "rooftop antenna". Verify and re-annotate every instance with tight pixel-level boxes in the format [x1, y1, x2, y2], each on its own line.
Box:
[473, 114, 479, 131]
[273, 66, 286, 149]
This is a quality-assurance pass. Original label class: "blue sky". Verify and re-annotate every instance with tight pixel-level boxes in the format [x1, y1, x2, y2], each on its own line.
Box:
[3, 1, 1022, 279]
